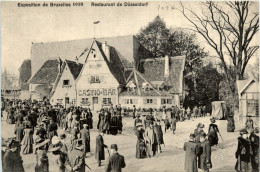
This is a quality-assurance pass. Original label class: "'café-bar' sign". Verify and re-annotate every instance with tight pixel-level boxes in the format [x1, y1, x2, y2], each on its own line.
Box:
[78, 88, 117, 97]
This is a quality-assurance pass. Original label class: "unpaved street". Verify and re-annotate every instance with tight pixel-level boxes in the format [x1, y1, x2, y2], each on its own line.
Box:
[1, 112, 242, 172]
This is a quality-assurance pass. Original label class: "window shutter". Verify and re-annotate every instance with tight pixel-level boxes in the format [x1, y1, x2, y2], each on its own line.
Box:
[143, 99, 147, 104]
[168, 99, 172, 104]
[133, 99, 138, 104]
[154, 99, 157, 104]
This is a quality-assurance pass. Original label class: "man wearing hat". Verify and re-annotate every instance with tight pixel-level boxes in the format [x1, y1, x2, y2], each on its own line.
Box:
[3, 138, 25, 172]
[80, 124, 90, 157]
[249, 127, 259, 171]
[105, 144, 126, 172]
[235, 129, 252, 172]
[198, 133, 212, 172]
[95, 130, 108, 167]
[65, 139, 85, 172]
[184, 134, 200, 172]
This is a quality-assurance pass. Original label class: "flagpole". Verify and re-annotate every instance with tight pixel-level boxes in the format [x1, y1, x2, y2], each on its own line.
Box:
[93, 21, 100, 39]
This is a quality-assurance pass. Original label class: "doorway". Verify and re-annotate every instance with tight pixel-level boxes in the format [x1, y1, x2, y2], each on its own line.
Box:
[93, 97, 98, 111]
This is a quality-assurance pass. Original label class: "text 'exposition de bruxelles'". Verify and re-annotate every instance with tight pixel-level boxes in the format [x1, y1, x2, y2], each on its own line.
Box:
[17, 2, 148, 7]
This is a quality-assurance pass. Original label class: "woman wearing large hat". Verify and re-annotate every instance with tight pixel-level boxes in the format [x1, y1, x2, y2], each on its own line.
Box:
[48, 136, 68, 172]
[136, 123, 146, 159]
[208, 117, 220, 146]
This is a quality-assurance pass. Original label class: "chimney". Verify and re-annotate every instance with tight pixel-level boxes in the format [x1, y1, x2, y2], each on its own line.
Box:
[164, 55, 169, 77]
[102, 41, 110, 61]
[58, 58, 62, 73]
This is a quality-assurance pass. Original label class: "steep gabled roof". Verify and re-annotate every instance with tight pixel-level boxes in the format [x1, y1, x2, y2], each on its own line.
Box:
[77, 40, 126, 85]
[65, 60, 84, 80]
[139, 56, 185, 94]
[30, 35, 152, 77]
[19, 59, 31, 90]
[237, 79, 259, 95]
[120, 68, 161, 96]
[28, 59, 59, 84]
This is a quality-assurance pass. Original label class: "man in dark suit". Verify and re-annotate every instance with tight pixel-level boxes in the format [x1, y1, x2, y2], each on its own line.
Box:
[105, 144, 126, 172]
[80, 124, 90, 157]
[198, 133, 212, 172]
[95, 130, 107, 167]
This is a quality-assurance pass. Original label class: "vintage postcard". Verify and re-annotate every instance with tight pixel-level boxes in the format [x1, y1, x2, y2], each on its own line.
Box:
[1, 1, 259, 172]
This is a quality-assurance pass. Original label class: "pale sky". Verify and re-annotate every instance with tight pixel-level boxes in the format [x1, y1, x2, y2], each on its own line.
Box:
[1, 1, 259, 75]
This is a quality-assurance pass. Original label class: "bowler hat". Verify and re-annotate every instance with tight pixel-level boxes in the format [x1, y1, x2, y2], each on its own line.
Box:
[74, 139, 84, 150]
[240, 128, 248, 135]
[111, 144, 118, 150]
[189, 134, 195, 139]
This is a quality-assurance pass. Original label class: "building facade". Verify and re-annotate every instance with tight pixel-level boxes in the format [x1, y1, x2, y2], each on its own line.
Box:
[237, 79, 259, 124]
[50, 60, 83, 107]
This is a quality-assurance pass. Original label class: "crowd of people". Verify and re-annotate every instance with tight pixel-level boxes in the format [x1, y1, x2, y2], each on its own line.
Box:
[0, 98, 259, 172]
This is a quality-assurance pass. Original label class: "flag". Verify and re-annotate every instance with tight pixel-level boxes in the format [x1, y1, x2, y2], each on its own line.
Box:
[93, 21, 100, 24]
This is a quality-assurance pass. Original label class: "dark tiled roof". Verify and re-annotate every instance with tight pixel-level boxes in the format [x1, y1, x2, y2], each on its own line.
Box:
[65, 60, 84, 80]
[139, 56, 185, 93]
[28, 59, 59, 84]
[95, 41, 126, 85]
[31, 35, 152, 77]
[19, 59, 31, 90]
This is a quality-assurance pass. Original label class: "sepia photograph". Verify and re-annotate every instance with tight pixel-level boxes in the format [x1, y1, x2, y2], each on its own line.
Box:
[1, 1, 259, 172]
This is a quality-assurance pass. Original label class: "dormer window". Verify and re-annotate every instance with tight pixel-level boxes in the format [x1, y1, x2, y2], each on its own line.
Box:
[126, 80, 136, 91]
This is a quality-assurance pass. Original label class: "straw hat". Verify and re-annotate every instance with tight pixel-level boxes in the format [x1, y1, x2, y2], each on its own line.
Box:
[48, 136, 62, 152]
[136, 123, 143, 127]
[83, 124, 88, 128]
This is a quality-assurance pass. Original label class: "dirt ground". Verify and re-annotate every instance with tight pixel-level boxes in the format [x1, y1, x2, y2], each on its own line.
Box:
[1, 111, 244, 172]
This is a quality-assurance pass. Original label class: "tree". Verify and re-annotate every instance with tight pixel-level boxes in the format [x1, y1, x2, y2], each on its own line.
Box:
[137, 17, 208, 95]
[179, 1, 259, 100]
[196, 64, 223, 105]
[137, 16, 170, 57]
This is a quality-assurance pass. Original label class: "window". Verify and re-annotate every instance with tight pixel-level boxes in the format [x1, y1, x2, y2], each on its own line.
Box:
[90, 76, 100, 83]
[126, 99, 133, 104]
[147, 99, 153, 104]
[63, 80, 70, 86]
[103, 98, 112, 105]
[81, 98, 89, 105]
[161, 99, 167, 104]
[167, 99, 172, 104]
[247, 99, 259, 116]
[71, 99, 76, 105]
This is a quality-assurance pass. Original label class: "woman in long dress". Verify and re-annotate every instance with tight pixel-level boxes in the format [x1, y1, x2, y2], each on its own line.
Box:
[136, 124, 146, 159]
[21, 125, 34, 154]
[208, 117, 220, 146]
